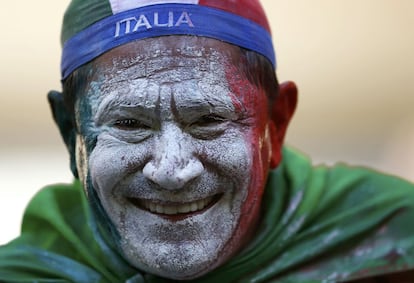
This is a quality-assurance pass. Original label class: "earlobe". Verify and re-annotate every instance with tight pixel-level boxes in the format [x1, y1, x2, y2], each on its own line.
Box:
[269, 81, 298, 168]
[47, 90, 79, 178]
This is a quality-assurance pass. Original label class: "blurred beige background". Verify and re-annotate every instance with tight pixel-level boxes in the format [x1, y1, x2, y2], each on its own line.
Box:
[0, 1, 413, 244]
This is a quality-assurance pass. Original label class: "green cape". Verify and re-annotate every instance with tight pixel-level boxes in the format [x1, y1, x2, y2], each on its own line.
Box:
[1, 147, 414, 282]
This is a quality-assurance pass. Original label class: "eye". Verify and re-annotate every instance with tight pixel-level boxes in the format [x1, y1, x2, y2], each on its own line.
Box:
[113, 119, 150, 130]
[188, 114, 229, 140]
[192, 114, 227, 127]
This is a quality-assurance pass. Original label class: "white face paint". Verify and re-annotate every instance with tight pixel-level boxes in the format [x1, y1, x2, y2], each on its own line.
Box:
[74, 37, 271, 279]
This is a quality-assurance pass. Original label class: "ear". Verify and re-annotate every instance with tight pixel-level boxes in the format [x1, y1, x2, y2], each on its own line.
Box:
[47, 90, 79, 178]
[269, 81, 298, 168]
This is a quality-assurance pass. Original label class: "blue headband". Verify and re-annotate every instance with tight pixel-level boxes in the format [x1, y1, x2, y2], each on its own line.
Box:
[61, 3, 276, 80]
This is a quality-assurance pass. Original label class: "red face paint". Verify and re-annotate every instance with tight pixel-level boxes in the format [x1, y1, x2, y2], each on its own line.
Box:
[223, 60, 272, 254]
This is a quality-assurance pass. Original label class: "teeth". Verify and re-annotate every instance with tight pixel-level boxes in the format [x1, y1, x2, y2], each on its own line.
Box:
[141, 196, 214, 215]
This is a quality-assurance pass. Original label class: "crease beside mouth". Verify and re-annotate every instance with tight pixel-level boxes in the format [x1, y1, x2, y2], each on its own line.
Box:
[128, 195, 221, 215]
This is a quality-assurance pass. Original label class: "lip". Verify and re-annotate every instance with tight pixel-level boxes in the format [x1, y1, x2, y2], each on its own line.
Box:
[128, 194, 222, 220]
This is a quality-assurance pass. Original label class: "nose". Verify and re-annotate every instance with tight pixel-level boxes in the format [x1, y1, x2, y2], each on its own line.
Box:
[142, 124, 204, 190]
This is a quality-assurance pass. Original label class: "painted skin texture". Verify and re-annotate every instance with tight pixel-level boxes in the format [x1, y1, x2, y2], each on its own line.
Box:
[70, 36, 294, 280]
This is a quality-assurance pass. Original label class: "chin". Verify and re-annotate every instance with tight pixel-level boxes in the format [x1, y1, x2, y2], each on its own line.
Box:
[119, 239, 235, 280]
[114, 205, 247, 280]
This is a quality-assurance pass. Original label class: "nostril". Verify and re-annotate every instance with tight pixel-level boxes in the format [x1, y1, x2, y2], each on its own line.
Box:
[142, 158, 204, 190]
[142, 162, 160, 182]
[177, 159, 204, 182]
[142, 162, 155, 178]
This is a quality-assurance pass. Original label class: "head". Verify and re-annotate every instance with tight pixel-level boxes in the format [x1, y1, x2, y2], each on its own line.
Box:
[49, 0, 297, 280]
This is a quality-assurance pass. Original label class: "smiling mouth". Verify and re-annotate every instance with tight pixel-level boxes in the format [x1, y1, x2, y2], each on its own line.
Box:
[128, 194, 221, 216]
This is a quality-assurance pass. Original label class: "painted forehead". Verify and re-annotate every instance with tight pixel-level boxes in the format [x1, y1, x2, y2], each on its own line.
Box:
[91, 36, 241, 80]
[86, 37, 247, 98]
[83, 37, 253, 116]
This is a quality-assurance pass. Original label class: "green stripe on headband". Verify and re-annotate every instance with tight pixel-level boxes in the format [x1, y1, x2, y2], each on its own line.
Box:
[61, 0, 112, 45]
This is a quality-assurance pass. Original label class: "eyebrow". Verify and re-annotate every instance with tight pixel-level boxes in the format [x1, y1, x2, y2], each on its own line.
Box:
[94, 100, 159, 126]
[173, 95, 239, 123]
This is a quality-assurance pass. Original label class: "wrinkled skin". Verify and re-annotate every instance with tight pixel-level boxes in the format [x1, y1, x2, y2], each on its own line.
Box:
[50, 36, 297, 280]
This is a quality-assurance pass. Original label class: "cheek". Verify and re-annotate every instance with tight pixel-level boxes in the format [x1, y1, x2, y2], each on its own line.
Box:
[219, 130, 270, 259]
[87, 134, 149, 197]
[236, 131, 270, 236]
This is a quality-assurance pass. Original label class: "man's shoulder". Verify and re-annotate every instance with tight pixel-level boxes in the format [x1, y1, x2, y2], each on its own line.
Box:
[22, 181, 86, 224]
[280, 145, 414, 197]
[0, 181, 135, 282]
[266, 146, 414, 282]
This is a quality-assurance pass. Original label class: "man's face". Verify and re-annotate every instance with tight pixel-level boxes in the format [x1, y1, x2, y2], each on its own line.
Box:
[73, 36, 274, 279]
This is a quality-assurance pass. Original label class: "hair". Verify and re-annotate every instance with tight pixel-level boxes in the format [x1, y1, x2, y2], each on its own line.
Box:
[61, 45, 279, 118]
